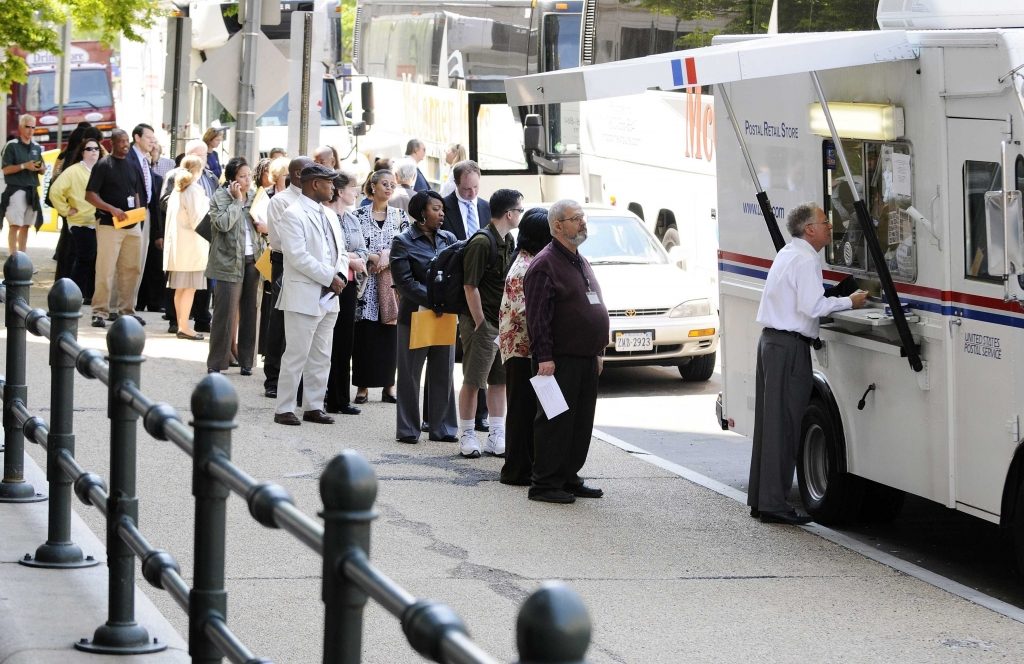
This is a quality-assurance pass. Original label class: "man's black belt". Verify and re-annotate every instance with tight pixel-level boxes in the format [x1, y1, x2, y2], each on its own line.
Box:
[270, 250, 283, 264]
[765, 327, 816, 346]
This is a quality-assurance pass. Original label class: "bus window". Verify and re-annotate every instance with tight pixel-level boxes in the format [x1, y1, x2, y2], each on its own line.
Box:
[542, 12, 582, 156]
[825, 139, 916, 281]
[473, 102, 529, 171]
[964, 160, 1002, 281]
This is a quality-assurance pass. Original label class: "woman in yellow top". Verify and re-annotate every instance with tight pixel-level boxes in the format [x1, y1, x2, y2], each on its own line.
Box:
[163, 155, 212, 340]
[48, 136, 102, 303]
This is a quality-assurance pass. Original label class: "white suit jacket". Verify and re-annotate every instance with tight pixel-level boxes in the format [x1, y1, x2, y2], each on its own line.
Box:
[275, 195, 349, 316]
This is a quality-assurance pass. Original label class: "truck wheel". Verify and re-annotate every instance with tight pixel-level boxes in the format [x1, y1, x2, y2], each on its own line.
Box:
[1011, 481, 1024, 576]
[797, 398, 863, 524]
[661, 227, 680, 250]
[679, 351, 715, 382]
[858, 479, 905, 523]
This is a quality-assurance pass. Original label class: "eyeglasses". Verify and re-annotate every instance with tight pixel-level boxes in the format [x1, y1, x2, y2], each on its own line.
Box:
[376, 181, 396, 189]
[558, 213, 586, 224]
[808, 219, 833, 228]
[510, 208, 524, 214]
[83, 146, 100, 152]
[23, 125, 36, 130]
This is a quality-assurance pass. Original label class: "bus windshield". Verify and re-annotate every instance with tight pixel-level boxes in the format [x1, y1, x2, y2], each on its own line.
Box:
[24, 69, 113, 112]
[542, 12, 582, 155]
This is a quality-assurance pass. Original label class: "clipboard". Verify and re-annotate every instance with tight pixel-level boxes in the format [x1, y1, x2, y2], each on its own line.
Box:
[113, 207, 146, 229]
[255, 250, 272, 281]
[409, 310, 457, 349]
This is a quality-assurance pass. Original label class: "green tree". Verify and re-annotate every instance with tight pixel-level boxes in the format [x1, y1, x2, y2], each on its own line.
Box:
[1, 0, 160, 91]
[340, 0, 356, 63]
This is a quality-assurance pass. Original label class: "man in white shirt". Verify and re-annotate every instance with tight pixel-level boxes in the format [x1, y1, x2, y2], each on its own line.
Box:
[273, 164, 349, 426]
[263, 156, 313, 399]
[748, 202, 867, 525]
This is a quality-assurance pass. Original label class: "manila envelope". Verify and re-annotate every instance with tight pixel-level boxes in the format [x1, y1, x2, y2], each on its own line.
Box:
[409, 310, 457, 349]
[254, 249, 272, 282]
[113, 207, 146, 229]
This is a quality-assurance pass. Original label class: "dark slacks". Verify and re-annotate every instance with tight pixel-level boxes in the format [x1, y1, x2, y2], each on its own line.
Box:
[137, 234, 166, 311]
[263, 253, 286, 390]
[501, 356, 536, 484]
[530, 355, 599, 494]
[747, 329, 813, 513]
[395, 322, 457, 439]
[68, 226, 96, 301]
[55, 220, 75, 281]
[207, 259, 260, 372]
[324, 279, 358, 410]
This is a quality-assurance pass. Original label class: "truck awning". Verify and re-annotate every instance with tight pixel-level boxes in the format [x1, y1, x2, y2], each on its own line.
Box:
[504, 30, 919, 106]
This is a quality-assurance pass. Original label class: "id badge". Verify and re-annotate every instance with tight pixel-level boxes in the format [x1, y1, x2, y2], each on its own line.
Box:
[126, 196, 135, 209]
[586, 291, 601, 305]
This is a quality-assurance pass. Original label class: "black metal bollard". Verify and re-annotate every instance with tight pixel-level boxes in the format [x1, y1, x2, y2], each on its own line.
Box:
[515, 582, 591, 664]
[76, 316, 165, 654]
[189, 373, 237, 663]
[22, 278, 98, 568]
[0, 252, 45, 502]
[320, 450, 378, 664]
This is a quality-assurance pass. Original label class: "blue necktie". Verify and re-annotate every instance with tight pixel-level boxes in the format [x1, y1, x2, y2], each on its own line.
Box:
[464, 200, 478, 235]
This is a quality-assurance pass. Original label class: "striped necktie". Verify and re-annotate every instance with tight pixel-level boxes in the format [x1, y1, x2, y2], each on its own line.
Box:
[464, 200, 478, 235]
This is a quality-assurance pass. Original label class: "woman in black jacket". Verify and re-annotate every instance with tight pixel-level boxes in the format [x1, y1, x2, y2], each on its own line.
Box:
[389, 190, 459, 444]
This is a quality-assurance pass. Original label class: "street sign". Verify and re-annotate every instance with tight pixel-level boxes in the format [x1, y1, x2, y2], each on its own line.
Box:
[195, 31, 288, 119]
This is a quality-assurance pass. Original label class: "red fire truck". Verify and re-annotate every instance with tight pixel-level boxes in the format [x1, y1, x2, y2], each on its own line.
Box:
[6, 41, 117, 150]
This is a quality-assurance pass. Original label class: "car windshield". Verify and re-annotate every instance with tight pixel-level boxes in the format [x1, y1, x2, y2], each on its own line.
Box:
[578, 215, 668, 265]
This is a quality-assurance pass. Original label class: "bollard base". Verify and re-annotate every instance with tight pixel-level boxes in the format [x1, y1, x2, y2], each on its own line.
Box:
[20, 542, 100, 569]
[0, 480, 46, 503]
[74, 623, 167, 655]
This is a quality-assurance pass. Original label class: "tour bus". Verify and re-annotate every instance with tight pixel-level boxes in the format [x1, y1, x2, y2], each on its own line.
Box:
[351, 0, 725, 205]
[504, 0, 1024, 568]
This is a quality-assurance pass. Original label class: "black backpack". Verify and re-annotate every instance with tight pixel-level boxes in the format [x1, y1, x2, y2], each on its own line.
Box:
[426, 228, 499, 314]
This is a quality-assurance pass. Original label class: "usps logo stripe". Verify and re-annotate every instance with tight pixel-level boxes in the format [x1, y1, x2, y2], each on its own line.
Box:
[671, 59, 684, 87]
[685, 57, 698, 85]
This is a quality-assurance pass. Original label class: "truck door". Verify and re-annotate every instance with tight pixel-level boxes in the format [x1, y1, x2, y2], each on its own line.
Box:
[946, 117, 1020, 518]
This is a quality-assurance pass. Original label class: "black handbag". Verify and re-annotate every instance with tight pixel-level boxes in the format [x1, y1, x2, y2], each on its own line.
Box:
[194, 213, 212, 242]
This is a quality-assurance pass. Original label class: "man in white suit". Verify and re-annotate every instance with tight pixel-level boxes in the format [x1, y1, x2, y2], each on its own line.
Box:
[273, 164, 350, 426]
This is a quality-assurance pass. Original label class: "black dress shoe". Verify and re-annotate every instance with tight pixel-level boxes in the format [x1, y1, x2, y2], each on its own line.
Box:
[382, 392, 397, 403]
[302, 409, 335, 424]
[759, 509, 813, 525]
[240, 368, 253, 376]
[107, 313, 118, 321]
[91, 316, 106, 328]
[396, 435, 419, 444]
[429, 435, 458, 443]
[194, 322, 212, 333]
[274, 412, 301, 426]
[168, 324, 179, 334]
[333, 404, 361, 415]
[528, 489, 576, 504]
[131, 314, 146, 326]
[750, 507, 760, 518]
[176, 331, 204, 341]
[420, 421, 429, 432]
[566, 483, 603, 498]
[264, 388, 277, 398]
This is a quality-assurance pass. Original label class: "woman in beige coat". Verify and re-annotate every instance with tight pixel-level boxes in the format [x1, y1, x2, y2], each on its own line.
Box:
[163, 155, 211, 340]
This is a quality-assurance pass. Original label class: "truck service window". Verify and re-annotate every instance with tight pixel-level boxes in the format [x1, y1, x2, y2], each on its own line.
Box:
[963, 160, 1002, 281]
[824, 139, 916, 282]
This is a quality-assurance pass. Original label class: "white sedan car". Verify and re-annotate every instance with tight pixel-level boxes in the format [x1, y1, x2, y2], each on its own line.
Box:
[575, 206, 719, 381]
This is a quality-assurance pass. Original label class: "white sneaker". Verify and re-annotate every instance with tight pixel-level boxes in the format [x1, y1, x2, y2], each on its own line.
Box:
[484, 429, 506, 457]
[459, 431, 481, 458]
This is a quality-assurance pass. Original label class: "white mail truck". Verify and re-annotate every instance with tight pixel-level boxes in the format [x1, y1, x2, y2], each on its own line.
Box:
[505, 0, 1024, 567]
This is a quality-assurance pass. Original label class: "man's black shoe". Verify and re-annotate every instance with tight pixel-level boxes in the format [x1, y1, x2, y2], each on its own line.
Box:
[474, 419, 489, 433]
[528, 489, 575, 504]
[327, 404, 361, 415]
[168, 324, 179, 334]
[420, 421, 429, 432]
[274, 412, 301, 426]
[91, 316, 106, 328]
[750, 507, 760, 518]
[566, 483, 603, 498]
[396, 435, 419, 444]
[131, 314, 146, 326]
[429, 435, 458, 443]
[264, 388, 277, 399]
[759, 510, 812, 525]
[240, 368, 253, 376]
[107, 313, 118, 321]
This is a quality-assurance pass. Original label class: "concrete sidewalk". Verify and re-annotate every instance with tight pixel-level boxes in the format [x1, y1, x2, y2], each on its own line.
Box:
[4, 233, 1024, 663]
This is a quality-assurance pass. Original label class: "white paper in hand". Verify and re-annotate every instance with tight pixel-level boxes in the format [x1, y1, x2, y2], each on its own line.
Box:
[530, 374, 569, 419]
[319, 291, 336, 315]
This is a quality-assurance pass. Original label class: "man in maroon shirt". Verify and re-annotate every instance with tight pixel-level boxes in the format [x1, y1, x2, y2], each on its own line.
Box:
[523, 199, 610, 504]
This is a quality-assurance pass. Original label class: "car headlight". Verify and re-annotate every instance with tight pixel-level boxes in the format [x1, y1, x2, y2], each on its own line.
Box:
[669, 298, 711, 318]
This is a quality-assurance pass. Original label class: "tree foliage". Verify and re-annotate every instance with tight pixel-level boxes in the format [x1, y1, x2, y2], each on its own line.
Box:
[0, 0, 161, 91]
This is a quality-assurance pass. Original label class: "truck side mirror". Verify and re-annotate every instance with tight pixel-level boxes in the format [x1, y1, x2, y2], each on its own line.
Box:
[360, 81, 374, 127]
[984, 190, 1024, 276]
[524, 113, 544, 153]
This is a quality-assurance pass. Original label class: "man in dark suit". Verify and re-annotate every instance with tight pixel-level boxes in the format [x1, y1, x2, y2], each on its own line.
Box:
[442, 160, 489, 240]
[129, 123, 159, 313]
[406, 138, 430, 192]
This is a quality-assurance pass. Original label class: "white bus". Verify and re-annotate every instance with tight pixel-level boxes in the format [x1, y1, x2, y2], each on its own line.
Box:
[504, 0, 1024, 567]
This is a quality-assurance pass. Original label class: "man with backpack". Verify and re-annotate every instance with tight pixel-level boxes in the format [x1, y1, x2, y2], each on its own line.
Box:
[456, 189, 523, 458]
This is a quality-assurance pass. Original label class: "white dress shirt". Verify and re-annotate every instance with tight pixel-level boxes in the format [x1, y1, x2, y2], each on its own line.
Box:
[456, 194, 479, 235]
[756, 237, 852, 338]
[266, 183, 302, 251]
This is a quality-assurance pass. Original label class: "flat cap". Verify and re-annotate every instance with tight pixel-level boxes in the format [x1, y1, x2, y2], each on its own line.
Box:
[300, 163, 338, 183]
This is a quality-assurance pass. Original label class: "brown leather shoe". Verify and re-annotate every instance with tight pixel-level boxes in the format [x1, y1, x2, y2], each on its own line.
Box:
[274, 412, 301, 426]
[302, 409, 336, 424]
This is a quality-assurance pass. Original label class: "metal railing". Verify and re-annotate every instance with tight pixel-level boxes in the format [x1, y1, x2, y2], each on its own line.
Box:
[0, 252, 591, 663]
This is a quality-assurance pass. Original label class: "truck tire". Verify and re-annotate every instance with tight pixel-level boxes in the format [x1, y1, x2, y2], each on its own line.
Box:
[679, 351, 715, 382]
[1012, 481, 1024, 576]
[661, 227, 680, 250]
[797, 398, 864, 524]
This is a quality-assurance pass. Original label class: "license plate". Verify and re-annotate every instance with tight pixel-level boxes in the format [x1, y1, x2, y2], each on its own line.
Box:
[614, 330, 654, 352]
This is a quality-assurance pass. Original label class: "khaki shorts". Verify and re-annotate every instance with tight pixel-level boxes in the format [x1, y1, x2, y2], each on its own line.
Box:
[458, 316, 504, 388]
[4, 190, 36, 227]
